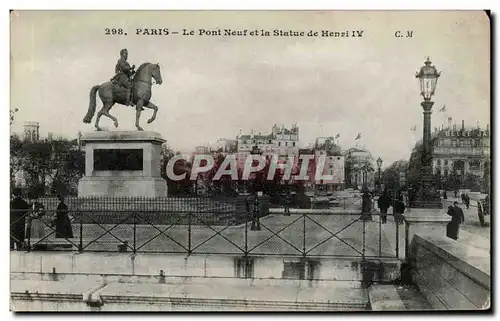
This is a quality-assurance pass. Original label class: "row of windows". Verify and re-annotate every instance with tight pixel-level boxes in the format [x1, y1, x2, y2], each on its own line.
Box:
[242, 140, 297, 147]
[435, 159, 482, 167]
[434, 168, 483, 176]
[435, 139, 484, 147]
[434, 148, 486, 156]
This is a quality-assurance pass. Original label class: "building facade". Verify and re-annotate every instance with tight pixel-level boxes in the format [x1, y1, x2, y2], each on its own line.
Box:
[23, 121, 40, 143]
[431, 123, 490, 179]
[344, 148, 375, 190]
[210, 138, 237, 154]
[272, 124, 300, 156]
[237, 124, 300, 156]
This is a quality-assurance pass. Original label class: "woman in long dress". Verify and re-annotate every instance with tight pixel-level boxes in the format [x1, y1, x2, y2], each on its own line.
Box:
[26, 198, 46, 241]
[446, 201, 465, 240]
[54, 195, 74, 239]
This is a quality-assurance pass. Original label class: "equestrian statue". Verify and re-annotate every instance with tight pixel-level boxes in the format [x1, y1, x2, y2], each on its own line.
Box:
[83, 48, 163, 131]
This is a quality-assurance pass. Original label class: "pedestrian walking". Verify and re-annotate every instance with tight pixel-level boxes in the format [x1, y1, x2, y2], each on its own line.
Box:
[377, 188, 391, 224]
[454, 190, 458, 198]
[393, 192, 405, 225]
[442, 190, 447, 199]
[461, 193, 470, 209]
[446, 201, 465, 240]
[464, 194, 470, 209]
[26, 196, 46, 241]
[53, 195, 74, 239]
[10, 188, 29, 250]
[360, 189, 373, 220]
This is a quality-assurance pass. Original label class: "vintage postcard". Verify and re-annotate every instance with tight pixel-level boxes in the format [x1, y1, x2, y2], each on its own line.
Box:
[9, 10, 490, 312]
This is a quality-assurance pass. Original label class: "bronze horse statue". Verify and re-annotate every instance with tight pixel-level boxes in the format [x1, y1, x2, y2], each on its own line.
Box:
[83, 62, 163, 131]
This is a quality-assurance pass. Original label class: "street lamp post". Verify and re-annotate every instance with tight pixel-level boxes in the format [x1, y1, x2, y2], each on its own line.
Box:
[414, 57, 443, 209]
[250, 144, 262, 231]
[376, 157, 383, 185]
[284, 180, 292, 216]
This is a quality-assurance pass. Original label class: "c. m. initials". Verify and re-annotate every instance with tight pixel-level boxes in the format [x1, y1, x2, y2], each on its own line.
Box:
[395, 30, 414, 38]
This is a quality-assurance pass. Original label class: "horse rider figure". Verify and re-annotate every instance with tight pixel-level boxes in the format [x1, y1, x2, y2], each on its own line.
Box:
[111, 48, 135, 106]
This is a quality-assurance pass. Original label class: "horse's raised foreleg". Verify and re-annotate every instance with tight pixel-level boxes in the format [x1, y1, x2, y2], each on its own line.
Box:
[135, 99, 144, 131]
[144, 102, 158, 124]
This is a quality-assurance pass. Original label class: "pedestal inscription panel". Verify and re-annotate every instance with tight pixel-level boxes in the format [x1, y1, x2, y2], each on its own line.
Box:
[93, 149, 144, 171]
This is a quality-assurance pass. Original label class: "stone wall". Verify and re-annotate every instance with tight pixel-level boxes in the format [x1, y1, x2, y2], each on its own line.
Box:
[10, 252, 404, 311]
[408, 233, 490, 310]
[10, 252, 400, 282]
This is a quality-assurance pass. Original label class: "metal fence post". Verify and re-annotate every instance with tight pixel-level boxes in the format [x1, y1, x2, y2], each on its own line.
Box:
[79, 209, 84, 253]
[378, 211, 382, 257]
[245, 206, 248, 256]
[188, 211, 192, 255]
[133, 212, 137, 254]
[26, 213, 31, 253]
[405, 221, 409, 260]
[303, 213, 306, 258]
[396, 218, 400, 259]
[362, 218, 366, 259]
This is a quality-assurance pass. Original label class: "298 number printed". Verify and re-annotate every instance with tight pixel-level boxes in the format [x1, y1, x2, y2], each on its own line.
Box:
[105, 28, 126, 35]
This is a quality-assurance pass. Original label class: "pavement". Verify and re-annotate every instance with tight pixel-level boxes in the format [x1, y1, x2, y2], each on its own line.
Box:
[27, 191, 489, 259]
[369, 284, 432, 311]
[370, 198, 490, 261]
[35, 213, 395, 257]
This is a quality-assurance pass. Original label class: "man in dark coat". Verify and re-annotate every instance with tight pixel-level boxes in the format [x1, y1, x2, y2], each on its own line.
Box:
[446, 201, 465, 240]
[10, 188, 29, 250]
[464, 194, 470, 209]
[54, 195, 73, 239]
[360, 190, 373, 221]
[377, 188, 391, 224]
[393, 192, 405, 225]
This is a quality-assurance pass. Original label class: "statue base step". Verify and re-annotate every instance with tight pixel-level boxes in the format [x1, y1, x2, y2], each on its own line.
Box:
[78, 177, 167, 198]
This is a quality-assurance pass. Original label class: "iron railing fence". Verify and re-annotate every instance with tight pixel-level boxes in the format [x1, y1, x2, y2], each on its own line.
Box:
[10, 196, 400, 259]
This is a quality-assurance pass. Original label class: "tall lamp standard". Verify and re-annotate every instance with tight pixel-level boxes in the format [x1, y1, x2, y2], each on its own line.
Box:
[376, 157, 383, 185]
[250, 144, 262, 231]
[414, 57, 443, 209]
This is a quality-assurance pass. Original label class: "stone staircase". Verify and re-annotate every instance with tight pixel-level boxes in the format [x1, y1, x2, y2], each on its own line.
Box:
[11, 278, 370, 311]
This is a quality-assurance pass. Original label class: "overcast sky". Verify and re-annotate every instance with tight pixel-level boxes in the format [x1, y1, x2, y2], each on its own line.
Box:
[10, 10, 490, 166]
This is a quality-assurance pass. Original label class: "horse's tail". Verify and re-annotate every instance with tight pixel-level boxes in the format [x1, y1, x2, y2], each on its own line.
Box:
[83, 85, 100, 123]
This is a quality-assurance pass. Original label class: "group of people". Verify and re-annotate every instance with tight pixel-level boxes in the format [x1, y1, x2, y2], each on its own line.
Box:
[370, 187, 468, 241]
[443, 190, 471, 210]
[370, 188, 406, 224]
[360, 188, 405, 224]
[10, 189, 74, 250]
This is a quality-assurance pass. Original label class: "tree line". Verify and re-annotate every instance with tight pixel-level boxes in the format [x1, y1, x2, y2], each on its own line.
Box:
[10, 134, 85, 197]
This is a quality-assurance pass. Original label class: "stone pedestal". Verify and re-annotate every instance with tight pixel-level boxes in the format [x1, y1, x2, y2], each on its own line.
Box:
[77, 131, 167, 197]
